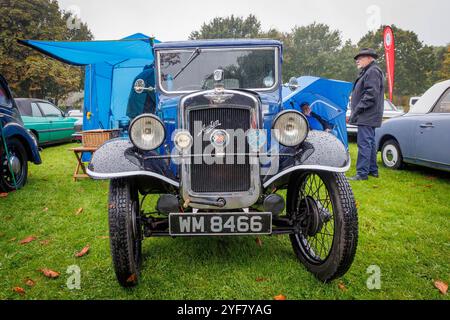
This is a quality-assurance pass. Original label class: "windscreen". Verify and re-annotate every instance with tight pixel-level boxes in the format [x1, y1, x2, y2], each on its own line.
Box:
[158, 47, 277, 92]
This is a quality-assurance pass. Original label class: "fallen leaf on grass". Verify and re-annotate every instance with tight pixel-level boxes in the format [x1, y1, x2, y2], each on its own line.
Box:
[96, 236, 109, 239]
[355, 201, 360, 209]
[0, 193, 8, 198]
[24, 279, 35, 287]
[255, 237, 263, 247]
[126, 274, 137, 283]
[338, 281, 348, 292]
[256, 277, 267, 282]
[40, 240, 50, 246]
[42, 207, 48, 212]
[424, 184, 433, 188]
[75, 208, 83, 215]
[12, 287, 25, 295]
[434, 280, 448, 295]
[9, 237, 17, 242]
[19, 236, 36, 245]
[274, 294, 286, 300]
[75, 244, 90, 257]
[40, 269, 60, 279]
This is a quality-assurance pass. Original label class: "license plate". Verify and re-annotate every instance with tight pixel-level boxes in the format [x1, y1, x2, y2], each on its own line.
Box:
[169, 213, 272, 236]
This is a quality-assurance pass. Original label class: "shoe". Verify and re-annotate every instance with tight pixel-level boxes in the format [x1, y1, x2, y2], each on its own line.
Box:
[348, 175, 368, 181]
[369, 172, 379, 178]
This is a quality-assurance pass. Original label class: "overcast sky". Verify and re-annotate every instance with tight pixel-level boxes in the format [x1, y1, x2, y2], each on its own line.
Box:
[57, 0, 449, 46]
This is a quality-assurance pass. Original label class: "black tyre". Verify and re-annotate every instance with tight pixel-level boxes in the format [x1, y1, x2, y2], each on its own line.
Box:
[0, 137, 28, 192]
[287, 171, 358, 282]
[108, 178, 142, 287]
[381, 139, 403, 170]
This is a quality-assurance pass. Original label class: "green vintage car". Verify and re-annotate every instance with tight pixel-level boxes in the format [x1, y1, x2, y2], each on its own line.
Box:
[15, 98, 78, 145]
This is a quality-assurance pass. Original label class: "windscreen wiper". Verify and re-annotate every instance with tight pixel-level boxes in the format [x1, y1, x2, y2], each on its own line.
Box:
[173, 48, 201, 80]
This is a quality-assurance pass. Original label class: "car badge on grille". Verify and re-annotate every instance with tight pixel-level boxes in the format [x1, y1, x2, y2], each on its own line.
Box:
[198, 120, 222, 137]
[210, 129, 229, 147]
[204, 92, 234, 104]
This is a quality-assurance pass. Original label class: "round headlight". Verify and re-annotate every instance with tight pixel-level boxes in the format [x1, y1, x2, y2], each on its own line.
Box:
[273, 111, 309, 147]
[129, 115, 165, 151]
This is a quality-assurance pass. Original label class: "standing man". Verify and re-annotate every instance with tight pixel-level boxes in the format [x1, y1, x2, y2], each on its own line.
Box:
[348, 48, 385, 181]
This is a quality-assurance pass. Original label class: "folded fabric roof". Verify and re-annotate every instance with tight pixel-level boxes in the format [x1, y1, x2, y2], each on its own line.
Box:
[18, 33, 159, 66]
[282, 76, 353, 147]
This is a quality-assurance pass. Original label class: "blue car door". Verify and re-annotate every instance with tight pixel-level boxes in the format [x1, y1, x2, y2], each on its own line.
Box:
[414, 88, 450, 167]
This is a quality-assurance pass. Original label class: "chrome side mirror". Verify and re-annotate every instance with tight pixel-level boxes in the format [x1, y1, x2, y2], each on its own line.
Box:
[134, 79, 154, 94]
[287, 77, 300, 91]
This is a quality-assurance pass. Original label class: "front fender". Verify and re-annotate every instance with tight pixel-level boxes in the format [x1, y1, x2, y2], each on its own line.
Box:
[3, 123, 42, 165]
[262, 131, 350, 189]
[87, 138, 179, 188]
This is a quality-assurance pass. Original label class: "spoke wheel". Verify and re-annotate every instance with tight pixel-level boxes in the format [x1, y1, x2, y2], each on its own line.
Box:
[292, 173, 335, 263]
[287, 171, 358, 282]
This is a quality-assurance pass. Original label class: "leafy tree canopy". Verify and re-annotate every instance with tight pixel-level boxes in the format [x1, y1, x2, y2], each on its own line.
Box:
[189, 14, 262, 40]
[0, 0, 93, 104]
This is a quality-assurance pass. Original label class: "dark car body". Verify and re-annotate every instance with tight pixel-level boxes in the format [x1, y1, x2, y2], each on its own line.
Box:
[0, 74, 41, 191]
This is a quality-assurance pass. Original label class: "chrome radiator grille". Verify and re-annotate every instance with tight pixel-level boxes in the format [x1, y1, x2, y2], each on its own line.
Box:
[188, 107, 251, 193]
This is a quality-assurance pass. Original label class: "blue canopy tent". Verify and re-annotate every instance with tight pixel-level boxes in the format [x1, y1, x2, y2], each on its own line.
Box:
[19, 33, 160, 131]
[282, 76, 352, 147]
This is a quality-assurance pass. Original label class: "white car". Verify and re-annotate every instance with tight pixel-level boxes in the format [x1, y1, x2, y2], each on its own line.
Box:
[376, 80, 450, 172]
[346, 99, 404, 135]
[67, 109, 83, 132]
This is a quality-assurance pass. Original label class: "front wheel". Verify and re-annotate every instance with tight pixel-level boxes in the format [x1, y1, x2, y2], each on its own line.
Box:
[381, 139, 403, 170]
[0, 138, 28, 192]
[108, 178, 142, 287]
[287, 171, 358, 282]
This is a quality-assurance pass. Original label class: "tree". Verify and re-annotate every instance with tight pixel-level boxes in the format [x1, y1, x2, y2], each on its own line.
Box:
[358, 25, 437, 97]
[436, 45, 450, 81]
[0, 0, 93, 103]
[331, 40, 359, 82]
[189, 14, 262, 40]
[282, 23, 343, 81]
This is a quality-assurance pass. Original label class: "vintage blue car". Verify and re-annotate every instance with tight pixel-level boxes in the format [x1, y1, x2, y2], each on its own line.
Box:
[0, 74, 42, 192]
[376, 80, 450, 172]
[87, 39, 358, 287]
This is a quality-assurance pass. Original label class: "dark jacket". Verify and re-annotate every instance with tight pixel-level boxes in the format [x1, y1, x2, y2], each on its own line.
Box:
[349, 61, 385, 128]
[310, 112, 332, 130]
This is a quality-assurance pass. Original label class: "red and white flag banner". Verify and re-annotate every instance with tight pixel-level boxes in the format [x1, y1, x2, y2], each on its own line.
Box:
[383, 26, 395, 102]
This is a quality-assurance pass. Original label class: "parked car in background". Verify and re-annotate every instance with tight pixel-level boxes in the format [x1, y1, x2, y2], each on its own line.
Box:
[376, 80, 450, 172]
[66, 109, 83, 132]
[409, 96, 421, 109]
[0, 75, 41, 191]
[346, 99, 404, 135]
[15, 98, 78, 146]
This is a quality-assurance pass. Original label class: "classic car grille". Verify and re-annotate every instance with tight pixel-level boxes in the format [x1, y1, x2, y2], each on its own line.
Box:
[188, 107, 251, 193]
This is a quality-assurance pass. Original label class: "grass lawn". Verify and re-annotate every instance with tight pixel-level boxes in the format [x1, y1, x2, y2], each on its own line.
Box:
[0, 142, 449, 300]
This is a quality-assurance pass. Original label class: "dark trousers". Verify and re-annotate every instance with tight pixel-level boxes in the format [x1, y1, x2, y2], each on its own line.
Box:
[356, 126, 378, 178]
